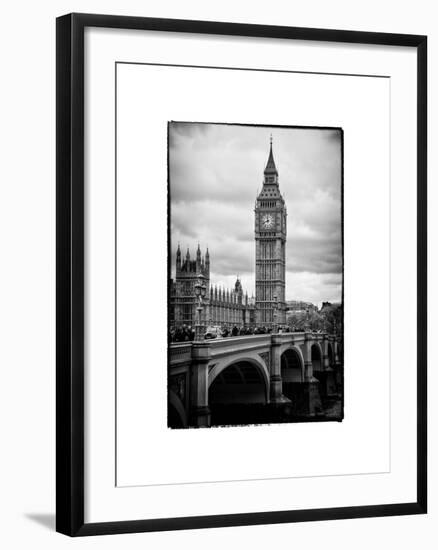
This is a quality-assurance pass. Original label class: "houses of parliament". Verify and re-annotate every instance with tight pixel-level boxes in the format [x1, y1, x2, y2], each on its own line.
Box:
[170, 138, 286, 329]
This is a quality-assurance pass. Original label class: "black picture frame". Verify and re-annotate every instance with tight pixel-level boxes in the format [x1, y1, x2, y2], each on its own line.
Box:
[56, 12, 427, 536]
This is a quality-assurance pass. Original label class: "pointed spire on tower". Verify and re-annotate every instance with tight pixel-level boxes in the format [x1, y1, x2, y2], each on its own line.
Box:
[196, 242, 201, 272]
[264, 135, 278, 178]
[176, 242, 181, 271]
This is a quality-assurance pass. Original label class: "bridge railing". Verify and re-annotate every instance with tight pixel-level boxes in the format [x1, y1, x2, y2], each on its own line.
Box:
[169, 332, 340, 365]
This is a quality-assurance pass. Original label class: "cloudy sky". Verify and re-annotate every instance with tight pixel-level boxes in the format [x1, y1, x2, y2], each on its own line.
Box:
[169, 122, 342, 307]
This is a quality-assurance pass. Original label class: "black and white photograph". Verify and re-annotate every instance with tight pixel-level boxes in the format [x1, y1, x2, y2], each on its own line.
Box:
[168, 122, 344, 428]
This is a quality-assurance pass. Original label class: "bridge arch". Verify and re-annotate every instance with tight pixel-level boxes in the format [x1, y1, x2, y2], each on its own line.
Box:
[281, 346, 305, 403]
[208, 357, 270, 425]
[311, 342, 323, 372]
[208, 355, 269, 400]
[208, 355, 269, 396]
[168, 390, 188, 429]
[281, 346, 305, 382]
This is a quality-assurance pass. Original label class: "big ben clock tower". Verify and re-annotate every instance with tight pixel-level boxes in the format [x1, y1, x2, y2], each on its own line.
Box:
[255, 137, 287, 326]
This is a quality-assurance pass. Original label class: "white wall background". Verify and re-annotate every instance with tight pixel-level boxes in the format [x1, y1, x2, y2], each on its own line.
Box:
[0, 0, 435, 547]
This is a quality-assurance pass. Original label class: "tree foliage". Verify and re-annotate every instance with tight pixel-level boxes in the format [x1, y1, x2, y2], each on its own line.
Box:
[287, 304, 342, 335]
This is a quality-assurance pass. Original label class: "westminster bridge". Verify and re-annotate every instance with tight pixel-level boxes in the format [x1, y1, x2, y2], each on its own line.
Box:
[168, 332, 343, 428]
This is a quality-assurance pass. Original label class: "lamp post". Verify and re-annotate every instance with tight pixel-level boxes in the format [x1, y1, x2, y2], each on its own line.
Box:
[194, 275, 207, 341]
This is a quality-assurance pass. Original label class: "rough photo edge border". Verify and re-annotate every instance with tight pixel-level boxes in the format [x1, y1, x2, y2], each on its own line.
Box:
[55, 12, 427, 537]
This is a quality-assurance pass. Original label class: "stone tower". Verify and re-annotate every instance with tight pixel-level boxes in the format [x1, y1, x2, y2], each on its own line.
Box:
[254, 137, 287, 326]
[172, 244, 210, 327]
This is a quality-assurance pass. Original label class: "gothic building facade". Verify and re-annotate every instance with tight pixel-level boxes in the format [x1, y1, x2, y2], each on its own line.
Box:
[170, 244, 255, 329]
[254, 138, 287, 325]
[208, 278, 256, 328]
[169, 244, 210, 328]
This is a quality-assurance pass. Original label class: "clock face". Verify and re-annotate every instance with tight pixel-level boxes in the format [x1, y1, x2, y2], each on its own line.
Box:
[262, 214, 274, 229]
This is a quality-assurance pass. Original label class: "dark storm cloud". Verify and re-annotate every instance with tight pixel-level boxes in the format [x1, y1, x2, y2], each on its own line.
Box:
[169, 122, 342, 305]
